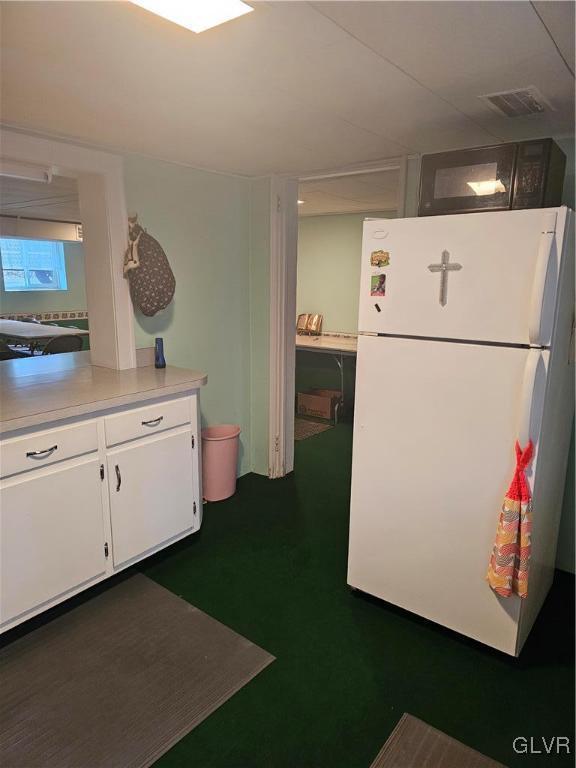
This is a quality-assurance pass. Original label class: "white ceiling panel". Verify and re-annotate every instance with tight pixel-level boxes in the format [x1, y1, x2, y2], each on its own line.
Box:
[266, 36, 497, 149]
[314, 2, 552, 91]
[0, 175, 81, 222]
[315, 1, 575, 143]
[298, 169, 399, 215]
[1, 1, 573, 176]
[531, 1, 575, 75]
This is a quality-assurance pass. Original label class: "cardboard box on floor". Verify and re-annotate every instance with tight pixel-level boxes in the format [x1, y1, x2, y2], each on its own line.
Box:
[297, 389, 342, 420]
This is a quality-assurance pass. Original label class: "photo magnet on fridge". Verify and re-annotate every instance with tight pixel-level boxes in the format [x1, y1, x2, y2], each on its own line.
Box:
[370, 250, 390, 267]
[370, 274, 386, 296]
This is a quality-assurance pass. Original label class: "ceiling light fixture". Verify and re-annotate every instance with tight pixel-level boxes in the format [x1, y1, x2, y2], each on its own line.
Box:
[130, 0, 253, 33]
[297, 200, 305, 205]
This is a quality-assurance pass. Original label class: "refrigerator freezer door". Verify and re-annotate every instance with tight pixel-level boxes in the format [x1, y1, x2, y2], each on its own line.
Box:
[358, 208, 566, 345]
[348, 335, 548, 655]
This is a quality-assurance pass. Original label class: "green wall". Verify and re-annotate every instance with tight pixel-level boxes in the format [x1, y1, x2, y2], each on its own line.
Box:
[297, 212, 395, 333]
[123, 155, 254, 476]
[0, 242, 86, 315]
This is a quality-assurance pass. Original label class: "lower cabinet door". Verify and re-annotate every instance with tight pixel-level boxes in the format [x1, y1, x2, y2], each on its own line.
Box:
[107, 428, 196, 568]
[0, 457, 107, 625]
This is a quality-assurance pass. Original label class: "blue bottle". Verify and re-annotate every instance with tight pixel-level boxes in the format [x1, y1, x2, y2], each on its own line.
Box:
[154, 337, 166, 369]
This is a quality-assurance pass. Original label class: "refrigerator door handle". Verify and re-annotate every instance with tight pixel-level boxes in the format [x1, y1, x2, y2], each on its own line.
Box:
[529, 211, 557, 345]
[518, 349, 541, 446]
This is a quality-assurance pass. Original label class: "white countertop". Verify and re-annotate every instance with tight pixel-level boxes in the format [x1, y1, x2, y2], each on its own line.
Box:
[0, 352, 207, 435]
[295, 333, 358, 355]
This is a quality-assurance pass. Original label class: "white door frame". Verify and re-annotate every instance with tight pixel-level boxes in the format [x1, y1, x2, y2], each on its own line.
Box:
[0, 129, 135, 369]
[268, 176, 298, 478]
[268, 157, 408, 476]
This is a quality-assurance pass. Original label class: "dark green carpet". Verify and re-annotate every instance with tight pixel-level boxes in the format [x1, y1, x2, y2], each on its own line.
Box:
[141, 424, 575, 768]
[3, 423, 571, 766]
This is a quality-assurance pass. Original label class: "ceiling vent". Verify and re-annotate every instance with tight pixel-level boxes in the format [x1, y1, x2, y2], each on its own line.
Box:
[479, 86, 553, 118]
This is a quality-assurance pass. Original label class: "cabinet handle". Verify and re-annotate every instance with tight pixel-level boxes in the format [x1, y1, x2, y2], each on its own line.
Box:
[115, 464, 121, 492]
[142, 416, 163, 427]
[26, 445, 58, 459]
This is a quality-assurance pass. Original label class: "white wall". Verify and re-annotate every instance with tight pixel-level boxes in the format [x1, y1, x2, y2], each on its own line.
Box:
[0, 217, 86, 315]
[0, 241, 86, 315]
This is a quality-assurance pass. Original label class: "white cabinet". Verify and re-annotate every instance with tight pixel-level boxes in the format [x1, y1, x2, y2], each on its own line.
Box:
[0, 456, 107, 624]
[0, 392, 202, 633]
[107, 427, 197, 568]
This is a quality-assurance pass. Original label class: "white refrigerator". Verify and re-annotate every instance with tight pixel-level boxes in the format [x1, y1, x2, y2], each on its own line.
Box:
[348, 207, 574, 656]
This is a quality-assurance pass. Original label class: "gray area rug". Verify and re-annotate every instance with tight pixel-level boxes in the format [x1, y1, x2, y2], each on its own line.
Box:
[370, 714, 507, 768]
[294, 417, 333, 441]
[0, 574, 274, 768]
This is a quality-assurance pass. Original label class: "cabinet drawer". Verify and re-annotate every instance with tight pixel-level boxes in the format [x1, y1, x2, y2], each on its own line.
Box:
[0, 421, 99, 479]
[104, 397, 191, 447]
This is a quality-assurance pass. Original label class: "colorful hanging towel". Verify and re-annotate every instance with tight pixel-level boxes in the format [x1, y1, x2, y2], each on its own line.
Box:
[486, 440, 533, 599]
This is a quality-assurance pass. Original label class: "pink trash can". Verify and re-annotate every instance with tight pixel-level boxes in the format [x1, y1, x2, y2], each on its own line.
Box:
[201, 425, 241, 502]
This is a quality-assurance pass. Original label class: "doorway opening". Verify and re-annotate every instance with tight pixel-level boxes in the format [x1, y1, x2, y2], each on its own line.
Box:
[0, 130, 135, 370]
[293, 164, 404, 449]
[0, 175, 90, 359]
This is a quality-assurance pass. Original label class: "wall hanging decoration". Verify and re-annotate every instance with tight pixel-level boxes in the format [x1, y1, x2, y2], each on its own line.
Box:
[123, 214, 175, 317]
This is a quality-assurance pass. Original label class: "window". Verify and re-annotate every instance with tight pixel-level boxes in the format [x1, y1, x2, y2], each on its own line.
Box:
[0, 238, 68, 292]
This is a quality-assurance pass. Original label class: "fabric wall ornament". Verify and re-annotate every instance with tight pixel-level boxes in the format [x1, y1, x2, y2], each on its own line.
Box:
[486, 440, 534, 599]
[123, 214, 176, 317]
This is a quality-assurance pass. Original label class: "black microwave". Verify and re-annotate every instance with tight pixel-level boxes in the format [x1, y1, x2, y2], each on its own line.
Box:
[418, 139, 566, 216]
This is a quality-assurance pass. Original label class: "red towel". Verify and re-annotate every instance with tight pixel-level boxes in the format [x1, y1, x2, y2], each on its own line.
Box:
[486, 441, 533, 599]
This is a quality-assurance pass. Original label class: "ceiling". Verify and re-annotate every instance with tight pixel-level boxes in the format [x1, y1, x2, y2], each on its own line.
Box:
[298, 169, 399, 216]
[0, 1, 574, 177]
[0, 175, 81, 222]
